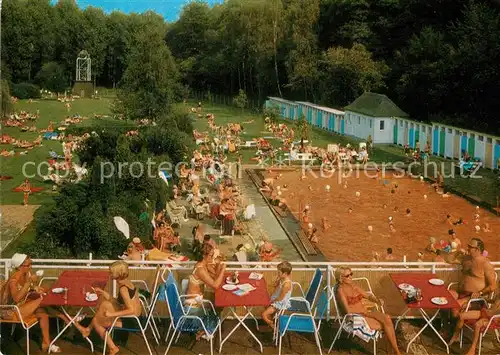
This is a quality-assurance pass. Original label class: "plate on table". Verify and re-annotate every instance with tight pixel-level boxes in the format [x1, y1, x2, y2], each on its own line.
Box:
[429, 278, 444, 286]
[52, 288, 64, 294]
[398, 283, 415, 291]
[222, 284, 238, 291]
[431, 297, 448, 305]
[85, 293, 98, 302]
[225, 277, 239, 285]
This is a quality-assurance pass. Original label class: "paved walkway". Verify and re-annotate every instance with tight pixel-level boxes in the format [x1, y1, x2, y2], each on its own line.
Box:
[237, 172, 301, 261]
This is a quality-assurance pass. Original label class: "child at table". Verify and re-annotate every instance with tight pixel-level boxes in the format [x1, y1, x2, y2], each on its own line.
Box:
[261, 261, 292, 329]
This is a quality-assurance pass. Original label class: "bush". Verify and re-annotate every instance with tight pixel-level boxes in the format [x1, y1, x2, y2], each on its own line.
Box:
[35, 62, 67, 94]
[11, 82, 41, 99]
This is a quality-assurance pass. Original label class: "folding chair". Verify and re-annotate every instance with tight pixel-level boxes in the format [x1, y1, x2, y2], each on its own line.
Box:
[277, 308, 323, 355]
[103, 297, 156, 355]
[328, 283, 384, 354]
[290, 268, 323, 312]
[458, 297, 500, 353]
[273, 269, 324, 344]
[131, 266, 163, 342]
[164, 283, 221, 355]
[0, 305, 39, 354]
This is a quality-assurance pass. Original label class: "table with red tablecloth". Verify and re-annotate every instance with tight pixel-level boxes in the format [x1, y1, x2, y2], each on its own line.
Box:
[215, 272, 270, 353]
[41, 270, 109, 353]
[390, 273, 460, 354]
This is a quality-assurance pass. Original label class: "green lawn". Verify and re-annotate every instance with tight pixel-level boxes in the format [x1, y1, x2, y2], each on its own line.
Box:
[0, 98, 134, 205]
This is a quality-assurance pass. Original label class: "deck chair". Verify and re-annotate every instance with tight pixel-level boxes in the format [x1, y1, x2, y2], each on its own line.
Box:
[103, 297, 156, 355]
[166, 200, 189, 226]
[164, 283, 221, 355]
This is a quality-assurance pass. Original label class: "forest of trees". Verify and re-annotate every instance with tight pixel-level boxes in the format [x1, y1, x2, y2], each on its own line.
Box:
[2, 0, 500, 134]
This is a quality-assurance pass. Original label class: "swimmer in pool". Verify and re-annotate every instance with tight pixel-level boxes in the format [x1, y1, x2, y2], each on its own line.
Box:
[405, 208, 411, 217]
[321, 217, 331, 232]
[483, 223, 492, 232]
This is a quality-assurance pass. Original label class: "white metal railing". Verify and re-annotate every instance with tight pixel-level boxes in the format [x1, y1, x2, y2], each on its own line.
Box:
[2, 258, 499, 321]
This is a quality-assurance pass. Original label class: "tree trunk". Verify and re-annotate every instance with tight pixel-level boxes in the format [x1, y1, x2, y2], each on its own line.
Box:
[243, 59, 247, 92]
[238, 64, 242, 90]
[273, 18, 282, 98]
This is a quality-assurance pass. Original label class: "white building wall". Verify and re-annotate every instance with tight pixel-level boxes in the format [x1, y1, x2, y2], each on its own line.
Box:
[445, 127, 454, 158]
[373, 117, 394, 143]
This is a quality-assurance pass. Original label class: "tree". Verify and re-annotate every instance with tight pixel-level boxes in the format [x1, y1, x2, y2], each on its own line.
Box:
[295, 113, 309, 150]
[233, 89, 248, 112]
[1, 80, 12, 117]
[116, 24, 179, 120]
[35, 62, 67, 93]
[318, 43, 389, 106]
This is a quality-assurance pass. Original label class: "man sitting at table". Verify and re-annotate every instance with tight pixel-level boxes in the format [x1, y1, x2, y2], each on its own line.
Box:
[446, 238, 497, 320]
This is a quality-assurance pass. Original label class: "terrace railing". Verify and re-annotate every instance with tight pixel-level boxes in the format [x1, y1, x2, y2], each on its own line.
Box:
[2, 259, 499, 319]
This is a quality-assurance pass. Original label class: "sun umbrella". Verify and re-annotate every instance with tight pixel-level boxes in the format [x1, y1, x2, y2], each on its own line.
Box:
[113, 216, 130, 239]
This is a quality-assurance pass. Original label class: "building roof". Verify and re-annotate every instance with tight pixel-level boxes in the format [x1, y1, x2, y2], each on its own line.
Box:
[310, 104, 345, 116]
[268, 97, 297, 105]
[345, 92, 409, 118]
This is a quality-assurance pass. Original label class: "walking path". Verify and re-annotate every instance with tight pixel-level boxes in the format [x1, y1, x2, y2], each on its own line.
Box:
[237, 171, 301, 261]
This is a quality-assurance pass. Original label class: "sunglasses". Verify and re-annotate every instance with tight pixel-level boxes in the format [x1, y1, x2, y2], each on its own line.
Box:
[343, 272, 353, 278]
[21, 263, 32, 267]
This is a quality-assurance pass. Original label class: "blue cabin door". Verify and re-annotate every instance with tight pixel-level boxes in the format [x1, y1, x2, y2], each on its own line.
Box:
[340, 119, 345, 134]
[317, 111, 323, 127]
[409, 128, 415, 148]
[460, 135, 468, 156]
[494, 143, 500, 169]
[432, 128, 439, 154]
[328, 115, 334, 131]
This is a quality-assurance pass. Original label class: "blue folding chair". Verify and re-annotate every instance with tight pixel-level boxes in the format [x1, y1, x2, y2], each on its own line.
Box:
[277, 309, 323, 355]
[164, 283, 221, 355]
[315, 286, 332, 332]
[273, 268, 324, 343]
[290, 268, 323, 312]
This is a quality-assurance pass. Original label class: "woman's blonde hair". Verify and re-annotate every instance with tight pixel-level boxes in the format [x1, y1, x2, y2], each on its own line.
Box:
[109, 260, 129, 280]
[334, 266, 351, 284]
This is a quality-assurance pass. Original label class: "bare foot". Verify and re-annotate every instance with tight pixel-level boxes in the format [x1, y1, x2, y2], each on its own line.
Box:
[79, 327, 91, 338]
[109, 346, 120, 355]
[195, 330, 205, 341]
[447, 334, 459, 346]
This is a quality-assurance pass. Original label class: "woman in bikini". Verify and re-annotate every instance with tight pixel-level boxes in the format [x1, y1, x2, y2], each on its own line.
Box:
[4, 254, 62, 353]
[335, 267, 401, 355]
[185, 243, 226, 339]
[75, 261, 142, 355]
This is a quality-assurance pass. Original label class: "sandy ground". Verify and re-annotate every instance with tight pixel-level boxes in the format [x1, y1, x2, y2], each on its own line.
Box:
[0, 204, 39, 251]
[264, 169, 500, 262]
